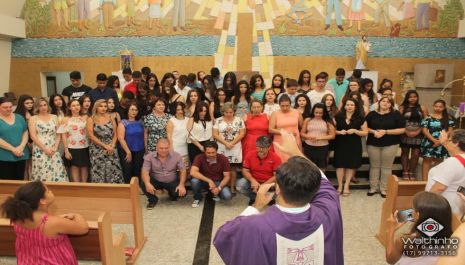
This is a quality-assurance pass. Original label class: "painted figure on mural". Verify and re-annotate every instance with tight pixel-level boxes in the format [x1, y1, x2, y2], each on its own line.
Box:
[100, 0, 116, 30]
[348, 0, 364, 32]
[371, 0, 391, 28]
[77, 0, 91, 30]
[53, 0, 70, 30]
[397, 0, 415, 27]
[149, 0, 162, 29]
[127, 0, 141, 26]
[172, 0, 186, 31]
[355, 35, 371, 70]
[287, 0, 311, 26]
[415, 0, 431, 30]
[322, 0, 344, 31]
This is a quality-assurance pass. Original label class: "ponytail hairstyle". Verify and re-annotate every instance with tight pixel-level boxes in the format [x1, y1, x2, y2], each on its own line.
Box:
[1, 181, 46, 222]
[434, 99, 450, 130]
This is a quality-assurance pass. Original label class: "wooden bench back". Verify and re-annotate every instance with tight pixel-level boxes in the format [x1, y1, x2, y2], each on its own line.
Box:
[0, 177, 145, 264]
[377, 175, 462, 247]
[0, 212, 126, 265]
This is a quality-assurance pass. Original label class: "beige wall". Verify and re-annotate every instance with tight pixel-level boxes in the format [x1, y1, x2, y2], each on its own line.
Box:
[9, 56, 465, 105]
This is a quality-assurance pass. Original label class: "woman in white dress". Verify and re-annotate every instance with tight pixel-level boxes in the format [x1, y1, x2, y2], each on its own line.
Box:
[212, 102, 246, 195]
[167, 101, 189, 168]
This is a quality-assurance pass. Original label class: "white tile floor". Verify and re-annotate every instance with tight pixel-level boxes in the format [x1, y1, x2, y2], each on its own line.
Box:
[0, 190, 389, 265]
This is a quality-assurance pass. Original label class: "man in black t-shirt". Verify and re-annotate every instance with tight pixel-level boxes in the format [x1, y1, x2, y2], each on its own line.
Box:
[62, 71, 92, 102]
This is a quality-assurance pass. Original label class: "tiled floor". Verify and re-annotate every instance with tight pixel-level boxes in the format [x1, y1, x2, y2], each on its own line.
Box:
[0, 190, 389, 265]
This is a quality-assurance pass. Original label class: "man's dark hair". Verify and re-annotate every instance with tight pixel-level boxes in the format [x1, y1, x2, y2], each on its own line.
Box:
[187, 73, 197, 83]
[178, 75, 188, 86]
[132, 71, 142, 78]
[122, 91, 135, 100]
[276, 157, 322, 205]
[96, 73, 107, 81]
[286, 78, 298, 88]
[335, 68, 345, 76]
[352, 69, 362, 79]
[204, 140, 218, 151]
[70, 71, 81, 80]
[122, 68, 132, 75]
[315, 72, 326, 81]
[210, 67, 220, 78]
[256, 136, 272, 147]
[141, 67, 151, 76]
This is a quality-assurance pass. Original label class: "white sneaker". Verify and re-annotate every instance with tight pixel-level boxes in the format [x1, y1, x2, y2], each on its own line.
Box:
[191, 200, 200, 208]
[213, 196, 220, 202]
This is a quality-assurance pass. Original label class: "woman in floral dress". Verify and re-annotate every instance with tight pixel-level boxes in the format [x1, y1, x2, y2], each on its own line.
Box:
[144, 98, 172, 152]
[86, 99, 123, 183]
[29, 98, 68, 182]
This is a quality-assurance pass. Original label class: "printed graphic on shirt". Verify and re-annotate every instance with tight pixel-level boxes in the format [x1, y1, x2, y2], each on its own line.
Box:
[276, 225, 324, 265]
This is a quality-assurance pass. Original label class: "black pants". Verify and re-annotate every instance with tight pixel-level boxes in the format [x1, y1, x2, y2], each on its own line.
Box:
[0, 160, 26, 180]
[303, 143, 329, 169]
[188, 141, 207, 164]
[140, 178, 179, 204]
[118, 147, 145, 184]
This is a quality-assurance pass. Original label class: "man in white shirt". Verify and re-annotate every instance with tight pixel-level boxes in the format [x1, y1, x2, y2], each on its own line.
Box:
[307, 73, 334, 107]
[426, 129, 465, 216]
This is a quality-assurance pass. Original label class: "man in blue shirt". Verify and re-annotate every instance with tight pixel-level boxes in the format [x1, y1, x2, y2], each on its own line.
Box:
[326, 68, 349, 107]
[88, 73, 119, 106]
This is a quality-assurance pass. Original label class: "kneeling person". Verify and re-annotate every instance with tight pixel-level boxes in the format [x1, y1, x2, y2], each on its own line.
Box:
[141, 139, 187, 209]
[238, 136, 282, 205]
[190, 141, 232, 208]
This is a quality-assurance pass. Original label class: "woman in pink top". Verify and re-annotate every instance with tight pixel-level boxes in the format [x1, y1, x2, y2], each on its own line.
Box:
[301, 103, 336, 171]
[1, 181, 89, 265]
[269, 94, 303, 162]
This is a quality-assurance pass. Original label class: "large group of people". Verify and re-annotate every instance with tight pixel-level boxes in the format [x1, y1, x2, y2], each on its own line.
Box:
[0, 67, 461, 207]
[1, 66, 465, 265]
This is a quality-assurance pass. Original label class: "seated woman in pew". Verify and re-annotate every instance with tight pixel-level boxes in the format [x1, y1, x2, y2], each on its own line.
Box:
[385, 191, 453, 265]
[1, 180, 89, 265]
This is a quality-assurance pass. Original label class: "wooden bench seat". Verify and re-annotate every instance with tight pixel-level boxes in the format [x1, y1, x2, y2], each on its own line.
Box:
[0, 177, 146, 264]
[0, 212, 126, 265]
[376, 175, 462, 247]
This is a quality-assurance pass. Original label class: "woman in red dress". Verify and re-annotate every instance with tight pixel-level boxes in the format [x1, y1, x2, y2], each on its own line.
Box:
[242, 100, 270, 158]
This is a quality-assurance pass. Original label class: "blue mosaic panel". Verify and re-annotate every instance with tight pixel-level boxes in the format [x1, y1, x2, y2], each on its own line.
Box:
[226, 36, 235, 47]
[11, 36, 220, 57]
[11, 36, 465, 59]
[270, 36, 465, 58]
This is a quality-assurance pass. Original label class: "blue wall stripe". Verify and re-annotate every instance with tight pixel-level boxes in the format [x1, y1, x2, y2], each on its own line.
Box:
[11, 36, 465, 59]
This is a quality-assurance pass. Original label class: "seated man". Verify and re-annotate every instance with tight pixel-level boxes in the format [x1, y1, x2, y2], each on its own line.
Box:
[141, 139, 187, 209]
[237, 136, 282, 205]
[190, 141, 232, 208]
[426, 129, 465, 216]
[214, 130, 344, 265]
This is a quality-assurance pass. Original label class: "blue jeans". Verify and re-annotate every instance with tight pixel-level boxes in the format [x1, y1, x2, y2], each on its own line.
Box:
[236, 178, 257, 201]
[191, 178, 232, 201]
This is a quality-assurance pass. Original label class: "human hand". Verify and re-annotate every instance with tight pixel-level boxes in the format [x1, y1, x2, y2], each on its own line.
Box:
[346, 129, 356, 135]
[225, 142, 234, 150]
[274, 129, 301, 157]
[199, 146, 205, 152]
[387, 210, 407, 231]
[64, 150, 73, 160]
[145, 182, 156, 195]
[44, 148, 55, 157]
[211, 187, 220, 196]
[457, 192, 465, 203]
[176, 185, 186, 197]
[438, 130, 448, 145]
[125, 152, 132, 162]
[339, 130, 347, 135]
[11, 147, 23, 157]
[253, 183, 275, 211]
[105, 145, 114, 154]
[61, 213, 76, 220]
[250, 180, 260, 193]
[432, 139, 441, 147]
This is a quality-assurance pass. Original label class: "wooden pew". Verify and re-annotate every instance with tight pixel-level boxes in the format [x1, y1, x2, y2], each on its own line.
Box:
[0, 212, 126, 265]
[0, 177, 146, 264]
[376, 175, 462, 247]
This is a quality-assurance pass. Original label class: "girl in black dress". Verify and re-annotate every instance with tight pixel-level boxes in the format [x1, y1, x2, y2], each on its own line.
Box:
[333, 98, 368, 196]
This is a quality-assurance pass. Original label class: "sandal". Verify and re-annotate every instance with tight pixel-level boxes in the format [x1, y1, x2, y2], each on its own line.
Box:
[342, 190, 351, 197]
[409, 172, 416, 181]
[402, 172, 410, 180]
[337, 187, 342, 195]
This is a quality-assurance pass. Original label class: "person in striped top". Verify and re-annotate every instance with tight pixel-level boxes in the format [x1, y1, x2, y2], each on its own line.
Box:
[1, 181, 89, 265]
